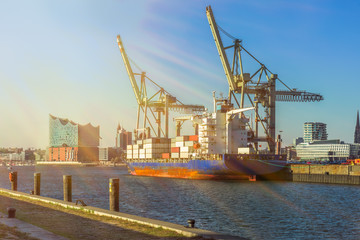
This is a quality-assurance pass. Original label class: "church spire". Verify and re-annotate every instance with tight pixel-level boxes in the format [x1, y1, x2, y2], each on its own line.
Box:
[354, 110, 360, 143]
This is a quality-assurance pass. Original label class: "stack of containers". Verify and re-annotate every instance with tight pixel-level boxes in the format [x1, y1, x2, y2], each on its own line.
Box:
[132, 140, 142, 159]
[126, 145, 133, 159]
[127, 138, 170, 159]
[144, 138, 170, 159]
[170, 135, 198, 158]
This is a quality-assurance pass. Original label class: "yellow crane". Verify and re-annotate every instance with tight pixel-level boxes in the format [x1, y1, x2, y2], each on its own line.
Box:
[117, 35, 205, 140]
[206, 5, 323, 154]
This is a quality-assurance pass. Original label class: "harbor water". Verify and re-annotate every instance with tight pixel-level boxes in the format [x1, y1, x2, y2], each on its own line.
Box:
[0, 165, 359, 239]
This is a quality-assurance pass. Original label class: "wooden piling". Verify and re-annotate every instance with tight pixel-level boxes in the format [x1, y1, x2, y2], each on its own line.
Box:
[34, 173, 40, 195]
[10, 172, 17, 191]
[63, 175, 72, 202]
[109, 178, 119, 211]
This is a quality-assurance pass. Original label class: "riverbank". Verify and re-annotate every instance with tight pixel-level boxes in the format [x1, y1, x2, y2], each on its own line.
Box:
[0, 188, 243, 240]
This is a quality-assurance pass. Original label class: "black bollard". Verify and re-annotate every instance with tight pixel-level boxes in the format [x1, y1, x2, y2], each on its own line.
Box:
[10, 172, 17, 191]
[63, 175, 72, 202]
[187, 219, 195, 228]
[34, 172, 41, 195]
[109, 178, 119, 211]
[7, 207, 16, 218]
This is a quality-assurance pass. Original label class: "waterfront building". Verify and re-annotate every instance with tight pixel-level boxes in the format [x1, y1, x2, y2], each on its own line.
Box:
[115, 123, 132, 150]
[304, 122, 328, 143]
[293, 137, 304, 146]
[354, 111, 360, 143]
[48, 115, 100, 163]
[296, 139, 360, 161]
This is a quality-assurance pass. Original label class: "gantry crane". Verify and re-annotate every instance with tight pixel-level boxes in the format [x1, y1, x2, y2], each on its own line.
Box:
[206, 5, 323, 154]
[117, 35, 205, 140]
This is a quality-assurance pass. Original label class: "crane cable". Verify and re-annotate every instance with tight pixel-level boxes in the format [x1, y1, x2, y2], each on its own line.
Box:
[217, 23, 294, 92]
[127, 54, 186, 106]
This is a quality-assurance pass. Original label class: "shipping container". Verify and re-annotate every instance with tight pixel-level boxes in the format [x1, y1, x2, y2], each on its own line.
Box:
[189, 135, 199, 141]
[184, 141, 196, 147]
[171, 147, 180, 153]
[171, 152, 179, 158]
[180, 152, 189, 158]
[176, 136, 189, 142]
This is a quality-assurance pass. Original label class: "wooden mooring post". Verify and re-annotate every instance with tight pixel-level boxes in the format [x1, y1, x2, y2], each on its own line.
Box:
[63, 175, 72, 202]
[34, 173, 41, 195]
[109, 178, 119, 211]
[10, 171, 17, 191]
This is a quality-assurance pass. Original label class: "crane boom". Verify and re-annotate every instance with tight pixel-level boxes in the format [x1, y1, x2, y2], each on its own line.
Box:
[117, 35, 142, 106]
[206, 5, 235, 91]
[275, 90, 323, 102]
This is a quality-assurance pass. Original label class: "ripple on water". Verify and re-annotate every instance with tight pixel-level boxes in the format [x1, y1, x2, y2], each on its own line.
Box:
[1, 166, 360, 239]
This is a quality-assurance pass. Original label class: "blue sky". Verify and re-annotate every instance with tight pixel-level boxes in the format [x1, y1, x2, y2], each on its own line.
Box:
[0, 0, 359, 148]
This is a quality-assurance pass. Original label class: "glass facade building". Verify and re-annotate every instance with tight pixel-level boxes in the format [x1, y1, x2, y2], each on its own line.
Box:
[304, 122, 328, 143]
[48, 115, 100, 162]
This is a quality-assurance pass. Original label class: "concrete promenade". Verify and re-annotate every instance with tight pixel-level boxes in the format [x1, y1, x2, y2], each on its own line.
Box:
[0, 188, 245, 240]
[0, 212, 68, 240]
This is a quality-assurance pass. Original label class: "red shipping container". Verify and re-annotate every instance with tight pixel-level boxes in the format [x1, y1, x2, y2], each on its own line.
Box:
[162, 153, 170, 159]
[189, 135, 198, 141]
[171, 147, 180, 153]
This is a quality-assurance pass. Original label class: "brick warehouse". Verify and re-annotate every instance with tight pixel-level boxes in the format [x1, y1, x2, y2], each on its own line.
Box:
[48, 115, 100, 163]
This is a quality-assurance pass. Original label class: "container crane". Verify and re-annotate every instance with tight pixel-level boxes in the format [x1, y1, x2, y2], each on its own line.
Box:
[206, 5, 324, 154]
[117, 35, 205, 140]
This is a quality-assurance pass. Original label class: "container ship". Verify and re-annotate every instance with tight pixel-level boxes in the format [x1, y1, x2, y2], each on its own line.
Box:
[118, 6, 292, 180]
[125, 97, 287, 180]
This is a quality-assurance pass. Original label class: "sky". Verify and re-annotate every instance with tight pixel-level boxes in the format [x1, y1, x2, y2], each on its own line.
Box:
[0, 0, 359, 149]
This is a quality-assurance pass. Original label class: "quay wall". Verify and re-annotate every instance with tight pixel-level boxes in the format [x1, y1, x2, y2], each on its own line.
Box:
[290, 164, 360, 185]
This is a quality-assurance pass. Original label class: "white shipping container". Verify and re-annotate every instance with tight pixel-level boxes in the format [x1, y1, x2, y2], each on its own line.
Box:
[127, 145, 133, 150]
[175, 142, 184, 147]
[139, 154, 145, 158]
[180, 146, 189, 152]
[181, 146, 194, 153]
[171, 153, 179, 158]
[171, 143, 177, 148]
[238, 147, 254, 154]
[139, 149, 146, 154]
[180, 153, 189, 158]
[184, 141, 196, 147]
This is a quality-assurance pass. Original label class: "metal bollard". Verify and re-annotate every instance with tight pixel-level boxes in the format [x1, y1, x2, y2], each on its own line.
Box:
[34, 172, 41, 195]
[109, 178, 119, 212]
[187, 219, 195, 228]
[63, 175, 72, 202]
[7, 207, 16, 218]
